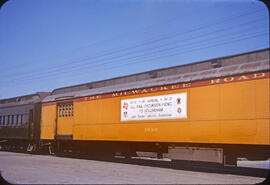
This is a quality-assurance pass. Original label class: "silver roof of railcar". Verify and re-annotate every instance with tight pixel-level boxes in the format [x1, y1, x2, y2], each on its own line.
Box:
[0, 92, 50, 108]
[43, 48, 269, 102]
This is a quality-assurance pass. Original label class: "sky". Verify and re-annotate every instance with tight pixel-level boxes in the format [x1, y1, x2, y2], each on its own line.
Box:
[0, 0, 269, 99]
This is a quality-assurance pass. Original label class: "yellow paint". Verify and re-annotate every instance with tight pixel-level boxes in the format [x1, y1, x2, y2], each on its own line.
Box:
[56, 103, 74, 135]
[74, 100, 101, 124]
[57, 114, 73, 135]
[41, 78, 270, 146]
[40, 104, 56, 139]
[220, 80, 256, 120]
[100, 98, 121, 124]
[190, 85, 220, 120]
[255, 79, 270, 118]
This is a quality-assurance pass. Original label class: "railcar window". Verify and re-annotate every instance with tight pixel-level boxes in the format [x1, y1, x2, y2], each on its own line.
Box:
[16, 115, 18, 125]
[11, 115, 14, 125]
[18, 115, 21, 125]
[65, 105, 68, 116]
[21, 114, 24, 124]
[62, 105, 65, 117]
[58, 103, 73, 117]
[3, 116, 5, 125]
[68, 104, 71, 116]
[59, 105, 62, 117]
[0, 116, 2, 125]
[72, 104, 74, 116]
[7, 115, 10, 125]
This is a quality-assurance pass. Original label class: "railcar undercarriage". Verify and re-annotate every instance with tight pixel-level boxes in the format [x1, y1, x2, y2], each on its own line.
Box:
[36, 140, 270, 166]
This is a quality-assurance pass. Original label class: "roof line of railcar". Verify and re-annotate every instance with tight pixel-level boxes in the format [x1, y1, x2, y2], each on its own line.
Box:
[43, 68, 270, 103]
[43, 61, 269, 103]
[51, 48, 269, 95]
[0, 92, 50, 104]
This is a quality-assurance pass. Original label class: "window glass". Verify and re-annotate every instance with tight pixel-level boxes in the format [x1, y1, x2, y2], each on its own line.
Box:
[0, 116, 2, 125]
[65, 104, 68, 116]
[16, 115, 18, 125]
[18, 115, 21, 125]
[21, 114, 24, 124]
[5, 115, 8, 125]
[62, 105, 65, 117]
[59, 105, 62, 117]
[68, 104, 71, 116]
[7, 115, 10, 125]
[59, 103, 73, 117]
[72, 104, 74, 116]
[11, 115, 14, 125]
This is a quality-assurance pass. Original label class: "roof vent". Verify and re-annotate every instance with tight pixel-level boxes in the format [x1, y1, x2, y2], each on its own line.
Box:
[87, 83, 93, 89]
[211, 59, 222, 68]
[55, 96, 74, 101]
[149, 71, 158, 78]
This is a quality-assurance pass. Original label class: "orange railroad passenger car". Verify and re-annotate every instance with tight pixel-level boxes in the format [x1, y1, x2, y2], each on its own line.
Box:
[40, 48, 269, 165]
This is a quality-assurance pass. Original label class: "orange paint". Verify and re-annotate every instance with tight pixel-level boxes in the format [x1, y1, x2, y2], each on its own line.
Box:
[40, 71, 270, 146]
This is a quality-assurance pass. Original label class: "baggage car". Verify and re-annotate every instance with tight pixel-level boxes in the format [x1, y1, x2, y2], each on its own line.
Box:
[40, 48, 270, 165]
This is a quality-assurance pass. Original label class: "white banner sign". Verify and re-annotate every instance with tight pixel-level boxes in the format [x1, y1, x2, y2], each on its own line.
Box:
[121, 92, 187, 121]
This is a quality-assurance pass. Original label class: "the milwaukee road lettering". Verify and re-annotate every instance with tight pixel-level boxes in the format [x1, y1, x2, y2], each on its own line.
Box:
[210, 72, 267, 84]
[121, 93, 187, 121]
[110, 72, 268, 99]
[45, 71, 269, 106]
